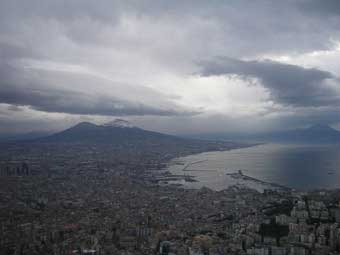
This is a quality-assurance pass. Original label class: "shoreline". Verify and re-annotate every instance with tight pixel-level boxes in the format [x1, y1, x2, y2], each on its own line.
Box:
[226, 170, 291, 192]
[152, 142, 262, 187]
[164, 143, 340, 193]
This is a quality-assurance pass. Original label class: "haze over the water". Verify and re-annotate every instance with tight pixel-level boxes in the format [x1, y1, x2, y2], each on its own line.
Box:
[1, 0, 340, 136]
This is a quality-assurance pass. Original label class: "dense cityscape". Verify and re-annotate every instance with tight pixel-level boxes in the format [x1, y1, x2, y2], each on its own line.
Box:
[1, 137, 340, 255]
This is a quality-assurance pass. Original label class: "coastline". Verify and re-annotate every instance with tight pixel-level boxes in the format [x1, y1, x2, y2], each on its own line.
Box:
[151, 142, 262, 188]
[163, 143, 340, 192]
[226, 170, 291, 192]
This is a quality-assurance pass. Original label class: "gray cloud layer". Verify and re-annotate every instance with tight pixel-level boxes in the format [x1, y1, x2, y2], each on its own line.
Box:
[2, 0, 340, 57]
[199, 58, 340, 108]
[1, 0, 340, 133]
[0, 61, 195, 117]
[0, 84, 185, 117]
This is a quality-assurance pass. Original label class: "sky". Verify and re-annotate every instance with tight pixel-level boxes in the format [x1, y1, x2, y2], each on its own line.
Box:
[1, 0, 340, 135]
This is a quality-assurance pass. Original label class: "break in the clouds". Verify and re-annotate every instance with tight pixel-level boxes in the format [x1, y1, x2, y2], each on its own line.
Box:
[1, 0, 340, 134]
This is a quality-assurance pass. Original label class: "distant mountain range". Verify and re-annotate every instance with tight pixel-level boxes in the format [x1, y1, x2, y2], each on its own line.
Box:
[189, 124, 340, 144]
[261, 124, 340, 144]
[3, 120, 338, 145]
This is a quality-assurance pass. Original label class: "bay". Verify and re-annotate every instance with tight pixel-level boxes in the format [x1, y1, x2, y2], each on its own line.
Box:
[166, 143, 340, 191]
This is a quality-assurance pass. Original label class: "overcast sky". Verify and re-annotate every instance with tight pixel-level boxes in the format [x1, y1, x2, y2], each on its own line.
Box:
[1, 0, 340, 135]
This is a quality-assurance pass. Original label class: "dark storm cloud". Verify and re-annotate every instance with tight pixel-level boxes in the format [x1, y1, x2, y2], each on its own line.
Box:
[0, 84, 185, 117]
[199, 58, 340, 107]
[0, 63, 197, 117]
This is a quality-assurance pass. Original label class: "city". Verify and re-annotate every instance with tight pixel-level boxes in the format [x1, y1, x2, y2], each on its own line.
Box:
[1, 137, 340, 255]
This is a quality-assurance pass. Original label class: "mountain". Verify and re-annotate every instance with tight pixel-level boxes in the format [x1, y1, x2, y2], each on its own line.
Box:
[189, 124, 340, 144]
[187, 124, 340, 144]
[33, 120, 245, 155]
[260, 124, 340, 144]
[38, 120, 180, 144]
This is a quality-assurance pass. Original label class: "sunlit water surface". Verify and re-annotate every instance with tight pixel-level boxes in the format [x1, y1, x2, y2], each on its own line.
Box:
[166, 143, 340, 191]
